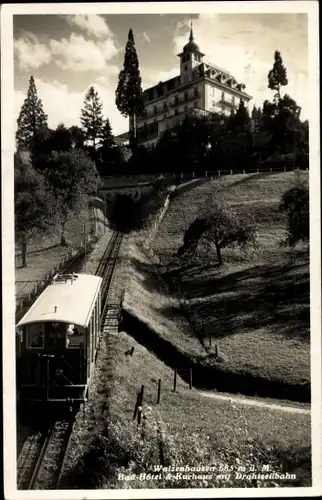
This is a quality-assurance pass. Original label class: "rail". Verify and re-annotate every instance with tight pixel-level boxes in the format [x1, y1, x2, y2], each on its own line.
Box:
[17, 417, 74, 490]
[17, 232, 124, 489]
[96, 232, 123, 323]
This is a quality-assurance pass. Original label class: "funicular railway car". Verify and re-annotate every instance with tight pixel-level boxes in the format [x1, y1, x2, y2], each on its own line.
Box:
[16, 273, 102, 404]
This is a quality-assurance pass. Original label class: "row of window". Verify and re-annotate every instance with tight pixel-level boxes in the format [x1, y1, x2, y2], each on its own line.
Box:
[143, 101, 199, 127]
[145, 70, 203, 102]
[149, 88, 200, 116]
[25, 322, 83, 349]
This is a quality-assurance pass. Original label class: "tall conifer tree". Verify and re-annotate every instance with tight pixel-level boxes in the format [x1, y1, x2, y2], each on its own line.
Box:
[100, 118, 115, 149]
[80, 86, 104, 150]
[115, 29, 145, 148]
[16, 76, 48, 152]
[268, 50, 288, 102]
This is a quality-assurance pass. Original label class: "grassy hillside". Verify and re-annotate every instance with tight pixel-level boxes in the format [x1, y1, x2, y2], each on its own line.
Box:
[65, 331, 310, 489]
[127, 171, 310, 396]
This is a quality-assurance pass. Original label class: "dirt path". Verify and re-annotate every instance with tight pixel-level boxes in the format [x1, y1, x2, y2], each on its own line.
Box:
[198, 390, 311, 414]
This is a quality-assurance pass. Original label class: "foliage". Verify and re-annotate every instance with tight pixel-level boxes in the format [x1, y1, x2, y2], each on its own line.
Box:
[268, 50, 288, 101]
[43, 149, 100, 245]
[80, 86, 104, 150]
[69, 125, 85, 149]
[261, 95, 304, 157]
[152, 114, 218, 174]
[95, 118, 122, 176]
[32, 124, 85, 171]
[279, 182, 309, 247]
[230, 99, 252, 131]
[50, 123, 73, 152]
[16, 76, 48, 152]
[14, 152, 57, 266]
[99, 118, 115, 149]
[221, 101, 253, 169]
[115, 29, 145, 146]
[178, 203, 257, 265]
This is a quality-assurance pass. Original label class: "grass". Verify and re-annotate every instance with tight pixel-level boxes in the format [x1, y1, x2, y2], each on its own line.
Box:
[144, 171, 310, 393]
[64, 331, 311, 489]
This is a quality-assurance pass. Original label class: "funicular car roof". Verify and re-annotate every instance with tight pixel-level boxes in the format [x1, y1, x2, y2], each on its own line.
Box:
[17, 273, 102, 328]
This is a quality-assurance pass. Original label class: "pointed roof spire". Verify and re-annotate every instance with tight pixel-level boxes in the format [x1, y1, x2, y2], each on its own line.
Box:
[189, 18, 194, 42]
[179, 17, 205, 56]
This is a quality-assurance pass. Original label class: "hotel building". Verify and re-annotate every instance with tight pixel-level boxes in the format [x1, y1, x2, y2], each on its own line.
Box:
[117, 23, 252, 148]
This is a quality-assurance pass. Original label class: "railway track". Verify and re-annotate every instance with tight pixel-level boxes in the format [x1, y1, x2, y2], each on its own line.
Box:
[17, 417, 74, 490]
[96, 231, 123, 317]
[17, 231, 124, 489]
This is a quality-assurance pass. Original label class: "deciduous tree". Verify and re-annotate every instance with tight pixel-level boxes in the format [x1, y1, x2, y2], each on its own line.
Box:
[44, 149, 100, 246]
[15, 152, 57, 267]
[178, 204, 257, 266]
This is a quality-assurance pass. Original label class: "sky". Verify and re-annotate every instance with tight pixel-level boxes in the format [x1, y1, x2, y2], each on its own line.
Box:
[13, 12, 309, 136]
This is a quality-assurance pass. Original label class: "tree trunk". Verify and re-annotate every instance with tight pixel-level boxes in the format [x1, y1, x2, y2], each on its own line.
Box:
[60, 218, 68, 246]
[129, 113, 137, 151]
[21, 237, 28, 268]
[215, 243, 223, 266]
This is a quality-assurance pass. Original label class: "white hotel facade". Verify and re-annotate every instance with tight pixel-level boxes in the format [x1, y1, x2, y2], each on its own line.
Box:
[117, 24, 252, 148]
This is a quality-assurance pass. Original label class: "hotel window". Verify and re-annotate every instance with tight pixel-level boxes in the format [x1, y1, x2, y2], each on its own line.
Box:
[184, 64, 188, 71]
[232, 96, 235, 105]
[175, 108, 179, 115]
[163, 102, 168, 111]
[184, 91, 188, 101]
[194, 101, 198, 108]
[175, 95, 179, 105]
[194, 87, 199, 97]
[221, 91, 225, 101]
[184, 105, 188, 113]
[154, 105, 157, 115]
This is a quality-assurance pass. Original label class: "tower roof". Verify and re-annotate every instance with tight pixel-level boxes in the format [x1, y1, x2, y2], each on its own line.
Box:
[182, 21, 204, 54]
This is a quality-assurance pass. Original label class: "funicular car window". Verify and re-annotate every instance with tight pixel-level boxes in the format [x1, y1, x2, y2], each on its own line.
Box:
[27, 323, 44, 348]
[67, 325, 85, 348]
[46, 322, 65, 347]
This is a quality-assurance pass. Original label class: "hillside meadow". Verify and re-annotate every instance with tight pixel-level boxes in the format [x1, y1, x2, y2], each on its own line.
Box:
[63, 331, 311, 489]
[134, 171, 310, 396]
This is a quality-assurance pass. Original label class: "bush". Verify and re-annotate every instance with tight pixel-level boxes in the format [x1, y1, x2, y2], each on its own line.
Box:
[279, 183, 309, 247]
